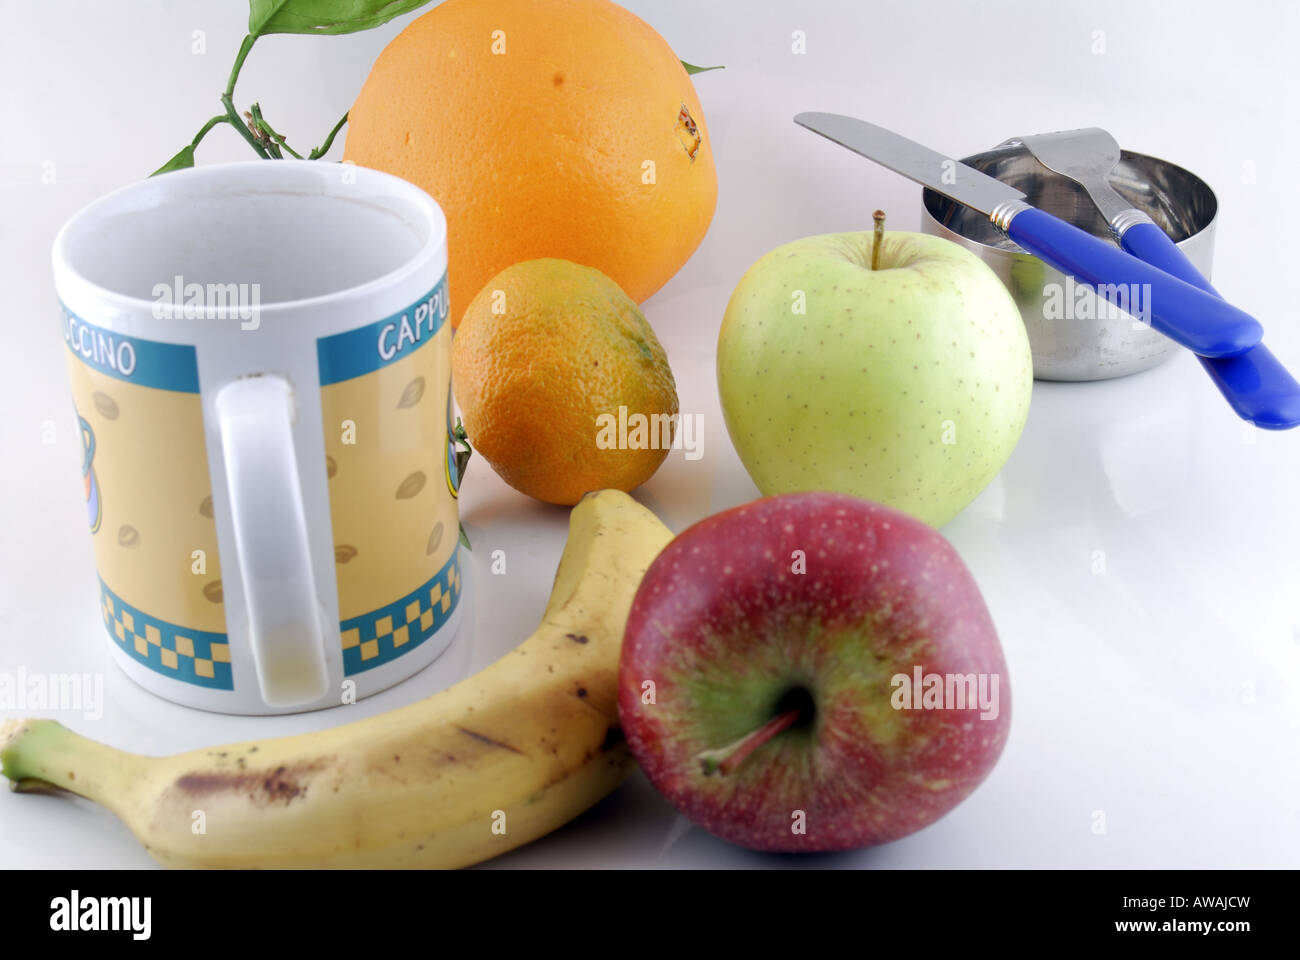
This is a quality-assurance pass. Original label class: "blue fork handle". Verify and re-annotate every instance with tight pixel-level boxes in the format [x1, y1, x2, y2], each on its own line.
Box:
[1005, 207, 1262, 358]
[1122, 220, 1300, 430]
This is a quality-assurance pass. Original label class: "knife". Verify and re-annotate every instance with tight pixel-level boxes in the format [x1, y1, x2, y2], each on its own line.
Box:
[793, 112, 1263, 359]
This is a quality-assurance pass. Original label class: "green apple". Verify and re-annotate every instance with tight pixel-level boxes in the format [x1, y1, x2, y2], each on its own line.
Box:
[717, 225, 1032, 527]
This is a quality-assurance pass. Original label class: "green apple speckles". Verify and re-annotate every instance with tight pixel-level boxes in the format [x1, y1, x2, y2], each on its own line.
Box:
[717, 228, 1033, 527]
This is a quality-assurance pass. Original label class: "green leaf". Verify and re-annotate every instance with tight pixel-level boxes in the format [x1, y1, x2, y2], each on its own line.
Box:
[151, 144, 195, 177]
[681, 60, 724, 75]
[458, 522, 472, 551]
[249, 0, 434, 37]
[452, 417, 472, 485]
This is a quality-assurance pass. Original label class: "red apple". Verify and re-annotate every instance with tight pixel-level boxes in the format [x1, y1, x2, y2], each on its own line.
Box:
[618, 491, 1010, 852]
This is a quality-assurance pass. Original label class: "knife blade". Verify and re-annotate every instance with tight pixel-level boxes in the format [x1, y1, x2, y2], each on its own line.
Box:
[796, 112, 1025, 218]
[793, 112, 1263, 360]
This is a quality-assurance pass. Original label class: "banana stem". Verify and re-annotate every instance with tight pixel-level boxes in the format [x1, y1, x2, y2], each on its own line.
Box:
[1, 718, 143, 813]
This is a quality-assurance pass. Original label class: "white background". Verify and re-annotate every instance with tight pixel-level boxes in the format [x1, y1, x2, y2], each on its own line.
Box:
[2, 0, 1298, 868]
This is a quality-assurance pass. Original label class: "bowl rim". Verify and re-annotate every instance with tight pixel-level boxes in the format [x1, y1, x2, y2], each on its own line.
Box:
[920, 146, 1218, 251]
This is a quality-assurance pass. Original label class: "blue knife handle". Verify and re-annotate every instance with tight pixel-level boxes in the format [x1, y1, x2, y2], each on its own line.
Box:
[1005, 207, 1262, 358]
[1119, 220, 1219, 295]
[1121, 220, 1300, 430]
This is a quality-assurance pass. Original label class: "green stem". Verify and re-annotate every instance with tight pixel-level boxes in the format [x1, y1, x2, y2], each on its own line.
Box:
[248, 103, 284, 158]
[309, 111, 350, 160]
[252, 109, 304, 159]
[175, 33, 353, 169]
[871, 210, 886, 271]
[1, 718, 144, 815]
[221, 34, 271, 159]
[224, 33, 255, 100]
[697, 708, 802, 776]
[222, 98, 269, 157]
[192, 114, 229, 148]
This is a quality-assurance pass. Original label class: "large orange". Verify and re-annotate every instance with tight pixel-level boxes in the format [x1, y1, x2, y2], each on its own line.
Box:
[344, 0, 717, 324]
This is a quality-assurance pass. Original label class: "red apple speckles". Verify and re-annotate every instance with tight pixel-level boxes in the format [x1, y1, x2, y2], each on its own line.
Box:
[617, 491, 1010, 853]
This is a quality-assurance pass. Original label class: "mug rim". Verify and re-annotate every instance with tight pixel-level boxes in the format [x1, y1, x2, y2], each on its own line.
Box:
[51, 159, 448, 323]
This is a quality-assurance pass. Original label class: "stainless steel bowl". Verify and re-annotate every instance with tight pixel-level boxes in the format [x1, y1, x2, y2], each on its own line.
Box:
[921, 146, 1218, 381]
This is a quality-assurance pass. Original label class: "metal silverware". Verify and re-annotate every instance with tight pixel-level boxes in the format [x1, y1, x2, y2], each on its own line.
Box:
[793, 112, 1263, 360]
[1012, 127, 1300, 429]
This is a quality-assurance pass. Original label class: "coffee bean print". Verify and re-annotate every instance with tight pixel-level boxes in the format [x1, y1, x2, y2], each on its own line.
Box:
[199, 495, 214, 518]
[395, 471, 426, 500]
[118, 525, 139, 547]
[335, 544, 358, 564]
[93, 391, 119, 420]
[203, 580, 223, 603]
[426, 521, 444, 556]
[397, 376, 426, 409]
[325, 456, 338, 479]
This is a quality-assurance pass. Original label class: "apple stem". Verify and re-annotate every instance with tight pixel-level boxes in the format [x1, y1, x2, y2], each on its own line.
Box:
[871, 209, 886, 270]
[697, 708, 803, 777]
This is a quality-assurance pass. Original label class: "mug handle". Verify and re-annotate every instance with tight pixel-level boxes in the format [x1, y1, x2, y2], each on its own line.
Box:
[214, 376, 330, 707]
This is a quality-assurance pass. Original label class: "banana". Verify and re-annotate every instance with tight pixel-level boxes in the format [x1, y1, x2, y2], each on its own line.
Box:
[0, 490, 671, 868]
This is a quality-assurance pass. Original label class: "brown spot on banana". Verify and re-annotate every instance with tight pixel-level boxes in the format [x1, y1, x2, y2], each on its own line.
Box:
[171, 759, 330, 808]
[453, 727, 527, 756]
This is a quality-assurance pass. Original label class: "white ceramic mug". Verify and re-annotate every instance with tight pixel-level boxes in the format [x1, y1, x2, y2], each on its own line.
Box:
[52, 160, 465, 715]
